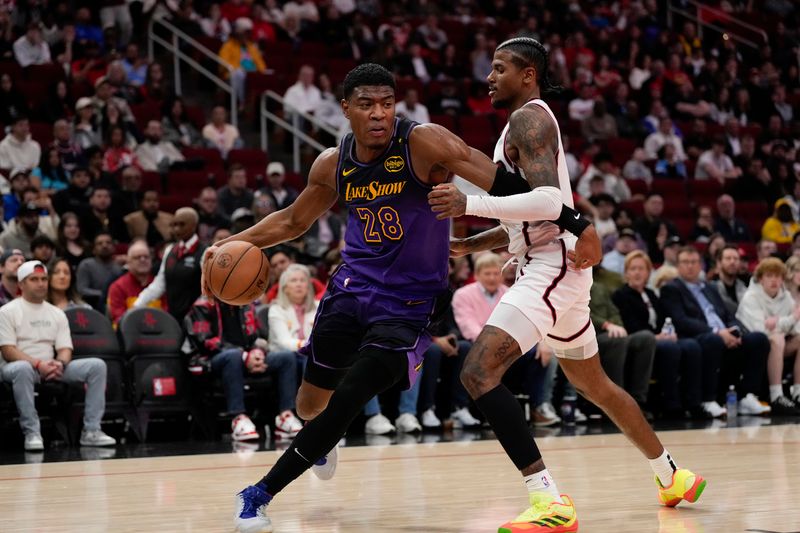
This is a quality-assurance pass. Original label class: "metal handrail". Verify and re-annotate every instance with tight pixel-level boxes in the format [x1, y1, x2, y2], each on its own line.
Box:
[260, 91, 339, 173]
[667, 0, 768, 50]
[147, 17, 238, 127]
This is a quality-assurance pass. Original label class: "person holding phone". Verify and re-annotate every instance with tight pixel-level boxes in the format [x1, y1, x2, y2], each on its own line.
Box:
[660, 246, 771, 417]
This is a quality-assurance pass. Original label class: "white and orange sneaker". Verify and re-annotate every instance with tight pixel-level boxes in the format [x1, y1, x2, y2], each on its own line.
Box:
[232, 414, 259, 442]
[274, 411, 303, 439]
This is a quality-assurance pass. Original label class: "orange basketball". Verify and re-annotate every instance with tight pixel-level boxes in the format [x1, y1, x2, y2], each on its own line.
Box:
[205, 241, 270, 306]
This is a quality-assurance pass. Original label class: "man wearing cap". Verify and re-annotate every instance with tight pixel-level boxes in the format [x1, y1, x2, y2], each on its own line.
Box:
[217, 163, 254, 218]
[73, 98, 102, 150]
[601, 228, 641, 275]
[0, 249, 26, 307]
[3, 169, 32, 222]
[53, 166, 92, 216]
[0, 116, 41, 171]
[0, 260, 116, 450]
[134, 207, 206, 322]
[230, 207, 255, 234]
[0, 201, 51, 255]
[218, 17, 266, 108]
[123, 190, 173, 247]
[91, 76, 134, 123]
[261, 162, 298, 210]
[650, 235, 684, 288]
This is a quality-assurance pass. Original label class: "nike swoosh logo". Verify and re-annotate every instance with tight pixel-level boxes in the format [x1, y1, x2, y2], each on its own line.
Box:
[574, 213, 580, 219]
[342, 167, 357, 177]
[294, 447, 311, 462]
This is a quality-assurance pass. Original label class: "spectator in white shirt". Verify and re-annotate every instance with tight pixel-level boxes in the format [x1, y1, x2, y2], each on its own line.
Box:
[202, 106, 242, 157]
[0, 116, 42, 171]
[268, 264, 318, 353]
[568, 84, 596, 121]
[283, 64, 322, 116]
[13, 23, 51, 67]
[395, 89, 430, 124]
[695, 137, 742, 183]
[135, 120, 185, 172]
[622, 147, 654, 185]
[644, 117, 686, 161]
[577, 152, 631, 203]
[0, 260, 115, 451]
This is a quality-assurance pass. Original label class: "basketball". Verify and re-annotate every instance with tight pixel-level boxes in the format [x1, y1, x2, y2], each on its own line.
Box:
[205, 241, 269, 306]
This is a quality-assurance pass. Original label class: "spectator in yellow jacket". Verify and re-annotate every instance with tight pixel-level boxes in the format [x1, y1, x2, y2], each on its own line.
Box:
[218, 18, 267, 110]
[762, 198, 800, 245]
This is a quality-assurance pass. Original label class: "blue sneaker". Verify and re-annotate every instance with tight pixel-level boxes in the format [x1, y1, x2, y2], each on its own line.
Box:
[234, 483, 273, 533]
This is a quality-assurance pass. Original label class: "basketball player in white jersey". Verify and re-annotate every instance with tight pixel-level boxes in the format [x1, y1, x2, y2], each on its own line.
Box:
[428, 37, 706, 533]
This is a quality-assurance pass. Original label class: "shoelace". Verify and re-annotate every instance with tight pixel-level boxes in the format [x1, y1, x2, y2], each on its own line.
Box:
[240, 486, 270, 517]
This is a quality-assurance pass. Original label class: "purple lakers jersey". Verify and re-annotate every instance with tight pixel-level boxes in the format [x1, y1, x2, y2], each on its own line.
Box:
[336, 118, 449, 294]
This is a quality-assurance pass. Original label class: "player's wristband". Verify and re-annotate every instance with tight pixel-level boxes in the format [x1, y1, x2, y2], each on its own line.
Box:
[552, 204, 591, 237]
[488, 166, 531, 197]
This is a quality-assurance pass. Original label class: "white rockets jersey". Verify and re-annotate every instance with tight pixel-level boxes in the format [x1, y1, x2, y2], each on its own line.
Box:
[493, 98, 573, 256]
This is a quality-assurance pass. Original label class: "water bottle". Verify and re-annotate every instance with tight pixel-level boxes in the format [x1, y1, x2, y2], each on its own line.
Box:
[661, 317, 675, 336]
[561, 398, 576, 425]
[726, 385, 738, 418]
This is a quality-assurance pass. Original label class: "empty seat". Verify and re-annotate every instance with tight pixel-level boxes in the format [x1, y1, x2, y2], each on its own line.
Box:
[228, 148, 268, 170]
[118, 308, 191, 441]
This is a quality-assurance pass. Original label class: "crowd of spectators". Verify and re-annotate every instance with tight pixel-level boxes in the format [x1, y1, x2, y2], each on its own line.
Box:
[1, 0, 799, 449]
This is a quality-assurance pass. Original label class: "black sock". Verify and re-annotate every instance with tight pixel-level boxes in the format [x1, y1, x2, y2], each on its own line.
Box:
[258, 349, 408, 495]
[474, 384, 542, 471]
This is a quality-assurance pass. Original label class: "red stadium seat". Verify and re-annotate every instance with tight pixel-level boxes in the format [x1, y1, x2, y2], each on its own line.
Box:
[166, 170, 212, 195]
[29, 121, 53, 146]
[159, 194, 193, 213]
[651, 179, 687, 198]
[130, 102, 163, 132]
[140, 171, 162, 193]
[228, 148, 268, 169]
[182, 147, 225, 175]
[430, 114, 456, 131]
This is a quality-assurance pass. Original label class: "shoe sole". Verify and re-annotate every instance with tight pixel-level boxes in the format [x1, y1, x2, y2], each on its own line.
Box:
[498, 518, 579, 533]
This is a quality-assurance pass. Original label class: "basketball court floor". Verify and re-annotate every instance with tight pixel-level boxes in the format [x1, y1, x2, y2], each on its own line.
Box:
[1, 419, 798, 533]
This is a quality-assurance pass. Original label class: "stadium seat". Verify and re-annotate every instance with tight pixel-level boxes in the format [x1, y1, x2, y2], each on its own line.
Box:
[165, 170, 213, 196]
[118, 308, 192, 441]
[140, 171, 162, 193]
[228, 148, 268, 170]
[65, 308, 135, 441]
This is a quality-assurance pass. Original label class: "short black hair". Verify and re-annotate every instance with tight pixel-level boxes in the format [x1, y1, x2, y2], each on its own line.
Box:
[594, 152, 613, 165]
[31, 234, 55, 250]
[342, 63, 396, 100]
[495, 37, 562, 94]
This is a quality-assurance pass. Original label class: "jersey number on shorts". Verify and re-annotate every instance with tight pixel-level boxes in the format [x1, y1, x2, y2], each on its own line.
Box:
[356, 206, 404, 243]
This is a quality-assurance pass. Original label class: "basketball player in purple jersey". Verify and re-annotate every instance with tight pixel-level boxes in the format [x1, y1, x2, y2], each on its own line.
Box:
[202, 64, 600, 533]
[429, 38, 706, 532]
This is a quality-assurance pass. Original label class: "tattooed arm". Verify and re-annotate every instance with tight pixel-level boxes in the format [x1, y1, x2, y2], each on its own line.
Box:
[429, 105, 563, 222]
[450, 225, 510, 257]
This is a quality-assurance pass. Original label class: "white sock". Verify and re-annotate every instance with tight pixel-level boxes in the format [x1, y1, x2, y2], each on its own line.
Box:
[769, 384, 784, 402]
[791, 384, 800, 399]
[650, 449, 678, 487]
[523, 469, 563, 503]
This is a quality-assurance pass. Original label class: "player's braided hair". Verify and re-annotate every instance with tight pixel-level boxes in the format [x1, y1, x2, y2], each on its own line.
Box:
[495, 37, 563, 95]
[342, 63, 396, 100]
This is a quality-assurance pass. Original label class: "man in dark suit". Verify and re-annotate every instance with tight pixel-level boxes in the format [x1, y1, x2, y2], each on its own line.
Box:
[660, 246, 770, 418]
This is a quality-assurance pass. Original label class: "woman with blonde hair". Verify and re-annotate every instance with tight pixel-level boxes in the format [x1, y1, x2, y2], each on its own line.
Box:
[737, 258, 800, 413]
[613, 251, 709, 419]
[268, 264, 318, 354]
[784, 256, 800, 304]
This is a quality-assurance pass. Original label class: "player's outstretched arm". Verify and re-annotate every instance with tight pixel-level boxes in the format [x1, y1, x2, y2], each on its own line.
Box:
[450, 225, 510, 257]
[201, 149, 339, 298]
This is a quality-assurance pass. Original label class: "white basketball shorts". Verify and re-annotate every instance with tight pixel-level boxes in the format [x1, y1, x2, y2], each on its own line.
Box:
[486, 236, 598, 359]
